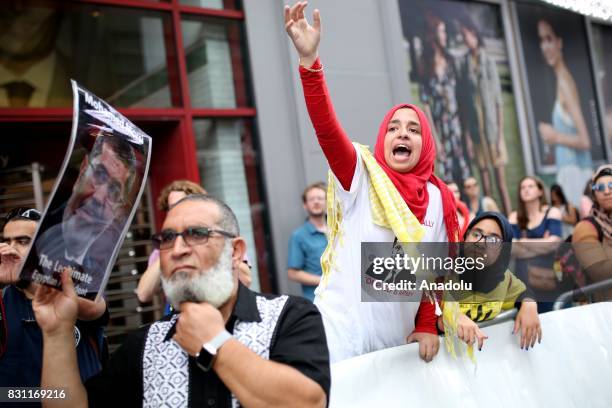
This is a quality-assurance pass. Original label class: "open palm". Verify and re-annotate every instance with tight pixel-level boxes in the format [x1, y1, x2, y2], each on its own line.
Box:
[284, 1, 321, 66]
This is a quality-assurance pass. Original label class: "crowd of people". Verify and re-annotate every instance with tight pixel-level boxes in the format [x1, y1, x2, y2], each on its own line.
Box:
[0, 2, 611, 406]
[449, 169, 612, 313]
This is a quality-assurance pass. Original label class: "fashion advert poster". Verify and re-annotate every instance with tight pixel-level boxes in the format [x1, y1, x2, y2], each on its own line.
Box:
[399, 0, 525, 214]
[591, 22, 612, 156]
[515, 2, 605, 205]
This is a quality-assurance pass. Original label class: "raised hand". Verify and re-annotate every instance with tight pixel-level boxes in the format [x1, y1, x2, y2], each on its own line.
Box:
[284, 1, 321, 67]
[32, 269, 79, 336]
[0, 243, 23, 285]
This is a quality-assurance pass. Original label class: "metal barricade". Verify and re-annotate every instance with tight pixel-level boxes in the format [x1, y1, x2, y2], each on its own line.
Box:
[553, 277, 612, 311]
[477, 308, 518, 328]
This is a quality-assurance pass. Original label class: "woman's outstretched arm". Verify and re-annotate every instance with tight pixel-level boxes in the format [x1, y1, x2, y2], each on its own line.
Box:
[285, 2, 356, 190]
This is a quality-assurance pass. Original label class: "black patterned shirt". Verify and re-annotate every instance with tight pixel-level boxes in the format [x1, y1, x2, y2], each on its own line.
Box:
[84, 283, 330, 407]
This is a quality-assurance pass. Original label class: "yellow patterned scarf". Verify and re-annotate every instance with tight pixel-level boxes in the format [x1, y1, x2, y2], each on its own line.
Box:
[318, 144, 467, 359]
[319, 143, 424, 287]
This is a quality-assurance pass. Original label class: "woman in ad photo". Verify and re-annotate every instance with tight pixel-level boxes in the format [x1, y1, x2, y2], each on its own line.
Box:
[536, 18, 593, 206]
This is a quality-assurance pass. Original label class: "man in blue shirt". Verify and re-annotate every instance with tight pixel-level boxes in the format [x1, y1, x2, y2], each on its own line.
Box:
[0, 207, 108, 394]
[288, 183, 328, 301]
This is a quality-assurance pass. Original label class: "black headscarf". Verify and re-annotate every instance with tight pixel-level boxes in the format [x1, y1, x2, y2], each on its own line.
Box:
[460, 211, 513, 293]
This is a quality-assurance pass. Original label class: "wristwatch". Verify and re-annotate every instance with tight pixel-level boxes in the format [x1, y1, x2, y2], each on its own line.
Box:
[195, 329, 232, 372]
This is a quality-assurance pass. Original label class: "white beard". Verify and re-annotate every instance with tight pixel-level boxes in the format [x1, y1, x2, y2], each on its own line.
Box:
[161, 240, 235, 310]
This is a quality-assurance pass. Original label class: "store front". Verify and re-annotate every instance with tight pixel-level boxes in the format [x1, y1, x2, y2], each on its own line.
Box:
[0, 0, 272, 347]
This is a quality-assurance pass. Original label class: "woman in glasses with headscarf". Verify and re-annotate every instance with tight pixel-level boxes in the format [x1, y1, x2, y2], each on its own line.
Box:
[442, 212, 541, 350]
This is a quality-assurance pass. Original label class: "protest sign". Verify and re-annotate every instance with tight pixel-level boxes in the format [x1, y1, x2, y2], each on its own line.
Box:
[19, 80, 151, 299]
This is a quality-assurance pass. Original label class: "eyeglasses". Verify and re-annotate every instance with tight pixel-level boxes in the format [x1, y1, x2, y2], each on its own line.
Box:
[88, 161, 125, 205]
[592, 181, 612, 193]
[468, 229, 502, 245]
[3, 207, 41, 223]
[151, 226, 236, 250]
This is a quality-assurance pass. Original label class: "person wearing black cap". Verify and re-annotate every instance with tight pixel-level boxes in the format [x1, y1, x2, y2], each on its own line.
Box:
[0, 207, 108, 394]
[0, 208, 43, 361]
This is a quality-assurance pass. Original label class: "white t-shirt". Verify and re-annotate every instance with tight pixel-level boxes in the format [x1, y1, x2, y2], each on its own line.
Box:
[314, 148, 447, 362]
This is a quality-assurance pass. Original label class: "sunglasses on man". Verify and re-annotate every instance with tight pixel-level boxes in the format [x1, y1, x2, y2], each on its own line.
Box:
[152, 226, 236, 250]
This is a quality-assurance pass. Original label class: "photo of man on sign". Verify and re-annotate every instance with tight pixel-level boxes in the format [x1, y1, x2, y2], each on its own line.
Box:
[33, 128, 137, 295]
[19, 82, 151, 299]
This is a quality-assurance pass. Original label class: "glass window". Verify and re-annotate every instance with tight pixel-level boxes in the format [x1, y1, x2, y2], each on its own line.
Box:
[0, 1, 180, 108]
[180, 0, 238, 9]
[182, 18, 247, 107]
[193, 119, 263, 291]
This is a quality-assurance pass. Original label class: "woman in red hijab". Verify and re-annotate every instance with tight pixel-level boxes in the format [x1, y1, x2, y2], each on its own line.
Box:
[285, 2, 459, 363]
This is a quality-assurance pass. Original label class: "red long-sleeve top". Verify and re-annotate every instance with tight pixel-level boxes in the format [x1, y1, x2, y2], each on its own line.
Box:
[300, 58, 438, 335]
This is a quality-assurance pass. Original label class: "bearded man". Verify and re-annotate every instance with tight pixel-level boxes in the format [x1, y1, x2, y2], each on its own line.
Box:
[32, 194, 330, 407]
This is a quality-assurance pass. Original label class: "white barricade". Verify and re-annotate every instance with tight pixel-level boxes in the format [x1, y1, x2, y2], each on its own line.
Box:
[330, 303, 612, 407]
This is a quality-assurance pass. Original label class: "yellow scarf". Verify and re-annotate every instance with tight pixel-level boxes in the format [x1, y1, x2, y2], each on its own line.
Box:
[320, 144, 424, 287]
[319, 144, 468, 359]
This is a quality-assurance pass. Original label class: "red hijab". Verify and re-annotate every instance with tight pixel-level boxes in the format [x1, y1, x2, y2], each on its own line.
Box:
[373, 104, 459, 242]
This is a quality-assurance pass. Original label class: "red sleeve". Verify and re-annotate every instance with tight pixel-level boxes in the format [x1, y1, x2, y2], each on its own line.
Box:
[413, 293, 438, 335]
[299, 58, 356, 191]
